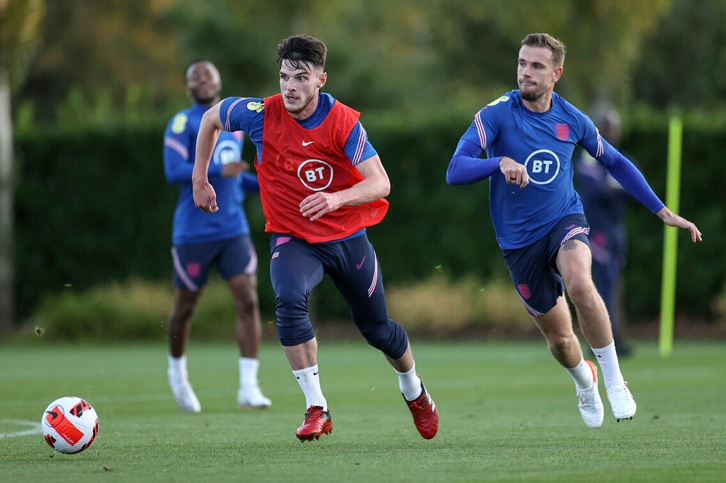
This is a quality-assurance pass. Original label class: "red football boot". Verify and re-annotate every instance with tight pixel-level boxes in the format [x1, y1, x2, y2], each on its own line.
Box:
[405, 382, 438, 439]
[295, 405, 333, 442]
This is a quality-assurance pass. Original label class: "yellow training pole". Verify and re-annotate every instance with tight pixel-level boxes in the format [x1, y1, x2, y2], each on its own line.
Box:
[659, 115, 682, 357]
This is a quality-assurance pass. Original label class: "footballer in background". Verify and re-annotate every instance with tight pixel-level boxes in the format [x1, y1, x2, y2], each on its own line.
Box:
[163, 59, 270, 412]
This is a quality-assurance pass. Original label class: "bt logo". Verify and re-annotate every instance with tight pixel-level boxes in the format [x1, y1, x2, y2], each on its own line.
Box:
[297, 159, 334, 191]
[213, 140, 241, 166]
[524, 149, 560, 185]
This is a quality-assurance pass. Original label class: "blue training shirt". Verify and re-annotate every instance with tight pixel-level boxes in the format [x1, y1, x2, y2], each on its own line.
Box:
[164, 103, 259, 245]
[447, 90, 664, 249]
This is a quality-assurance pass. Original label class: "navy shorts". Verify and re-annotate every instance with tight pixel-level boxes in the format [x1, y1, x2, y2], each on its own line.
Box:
[171, 234, 257, 291]
[502, 214, 591, 316]
[269, 232, 408, 359]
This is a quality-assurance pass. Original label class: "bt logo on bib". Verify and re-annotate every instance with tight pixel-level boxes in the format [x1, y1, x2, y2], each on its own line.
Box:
[524, 149, 560, 185]
[298, 159, 334, 191]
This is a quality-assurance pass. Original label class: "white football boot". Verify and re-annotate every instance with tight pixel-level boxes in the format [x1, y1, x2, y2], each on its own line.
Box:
[168, 373, 201, 412]
[238, 386, 271, 409]
[576, 360, 604, 429]
[606, 382, 637, 422]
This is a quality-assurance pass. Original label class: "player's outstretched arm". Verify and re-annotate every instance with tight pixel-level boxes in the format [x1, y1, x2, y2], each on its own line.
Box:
[656, 207, 703, 243]
[446, 138, 501, 185]
[299, 154, 390, 222]
[192, 103, 223, 213]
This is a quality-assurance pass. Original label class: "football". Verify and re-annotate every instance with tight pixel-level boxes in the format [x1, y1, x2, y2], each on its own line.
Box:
[42, 396, 99, 454]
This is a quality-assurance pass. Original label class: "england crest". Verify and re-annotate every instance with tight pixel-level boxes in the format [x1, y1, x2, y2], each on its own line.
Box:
[517, 284, 531, 300]
[554, 123, 569, 141]
[186, 262, 201, 278]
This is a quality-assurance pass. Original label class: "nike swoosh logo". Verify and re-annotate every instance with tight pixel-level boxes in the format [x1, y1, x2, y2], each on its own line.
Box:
[302, 140, 314, 146]
[356, 255, 366, 270]
[313, 372, 319, 376]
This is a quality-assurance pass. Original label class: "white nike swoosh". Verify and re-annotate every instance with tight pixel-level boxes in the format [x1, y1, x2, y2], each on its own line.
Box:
[302, 140, 314, 146]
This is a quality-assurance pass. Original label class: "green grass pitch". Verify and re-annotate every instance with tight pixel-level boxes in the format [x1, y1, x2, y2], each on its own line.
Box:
[1, 339, 724, 482]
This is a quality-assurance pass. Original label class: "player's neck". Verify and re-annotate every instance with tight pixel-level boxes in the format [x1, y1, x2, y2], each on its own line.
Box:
[194, 96, 220, 108]
[521, 92, 553, 113]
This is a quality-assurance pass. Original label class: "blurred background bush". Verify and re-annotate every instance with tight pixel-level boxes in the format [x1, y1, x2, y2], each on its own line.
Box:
[3, 0, 726, 339]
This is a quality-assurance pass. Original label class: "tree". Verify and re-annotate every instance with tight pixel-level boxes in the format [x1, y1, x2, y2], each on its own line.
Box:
[0, 0, 46, 334]
[16, 0, 181, 126]
[633, 0, 726, 111]
[424, 0, 673, 110]
[13, 0, 677, 126]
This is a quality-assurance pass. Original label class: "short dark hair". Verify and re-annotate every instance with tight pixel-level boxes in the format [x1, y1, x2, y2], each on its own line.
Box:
[521, 33, 566, 68]
[277, 35, 327, 72]
[184, 58, 214, 82]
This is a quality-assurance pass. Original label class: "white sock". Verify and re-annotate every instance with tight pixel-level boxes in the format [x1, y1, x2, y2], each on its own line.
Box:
[239, 357, 259, 390]
[591, 341, 626, 389]
[566, 358, 595, 391]
[395, 363, 423, 401]
[292, 365, 327, 411]
[168, 354, 188, 383]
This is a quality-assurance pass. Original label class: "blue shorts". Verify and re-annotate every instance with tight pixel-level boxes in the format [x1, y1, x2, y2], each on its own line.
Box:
[502, 214, 591, 316]
[171, 235, 257, 291]
[269, 232, 408, 359]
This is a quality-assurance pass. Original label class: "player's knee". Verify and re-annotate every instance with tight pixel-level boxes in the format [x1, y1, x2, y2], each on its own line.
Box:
[276, 317, 315, 346]
[274, 287, 314, 346]
[275, 284, 308, 313]
[545, 330, 579, 359]
[172, 297, 198, 323]
[565, 277, 596, 307]
[548, 332, 573, 352]
[234, 288, 259, 314]
[361, 319, 408, 359]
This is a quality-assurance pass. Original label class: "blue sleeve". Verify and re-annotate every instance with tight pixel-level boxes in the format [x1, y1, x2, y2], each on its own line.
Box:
[164, 112, 222, 184]
[344, 121, 377, 165]
[577, 113, 606, 159]
[597, 139, 665, 214]
[219, 97, 265, 142]
[240, 171, 260, 193]
[446, 108, 503, 185]
[163, 144, 192, 184]
[163, 113, 193, 184]
[163, 114, 202, 184]
[446, 139, 502, 185]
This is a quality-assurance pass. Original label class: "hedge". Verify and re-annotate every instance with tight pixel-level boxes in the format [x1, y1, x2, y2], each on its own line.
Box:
[12, 109, 724, 324]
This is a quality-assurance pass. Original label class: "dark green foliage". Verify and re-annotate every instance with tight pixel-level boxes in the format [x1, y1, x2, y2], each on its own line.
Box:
[633, 0, 726, 111]
[31, 290, 163, 341]
[13, 112, 725, 323]
[14, 123, 177, 321]
[621, 120, 725, 316]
